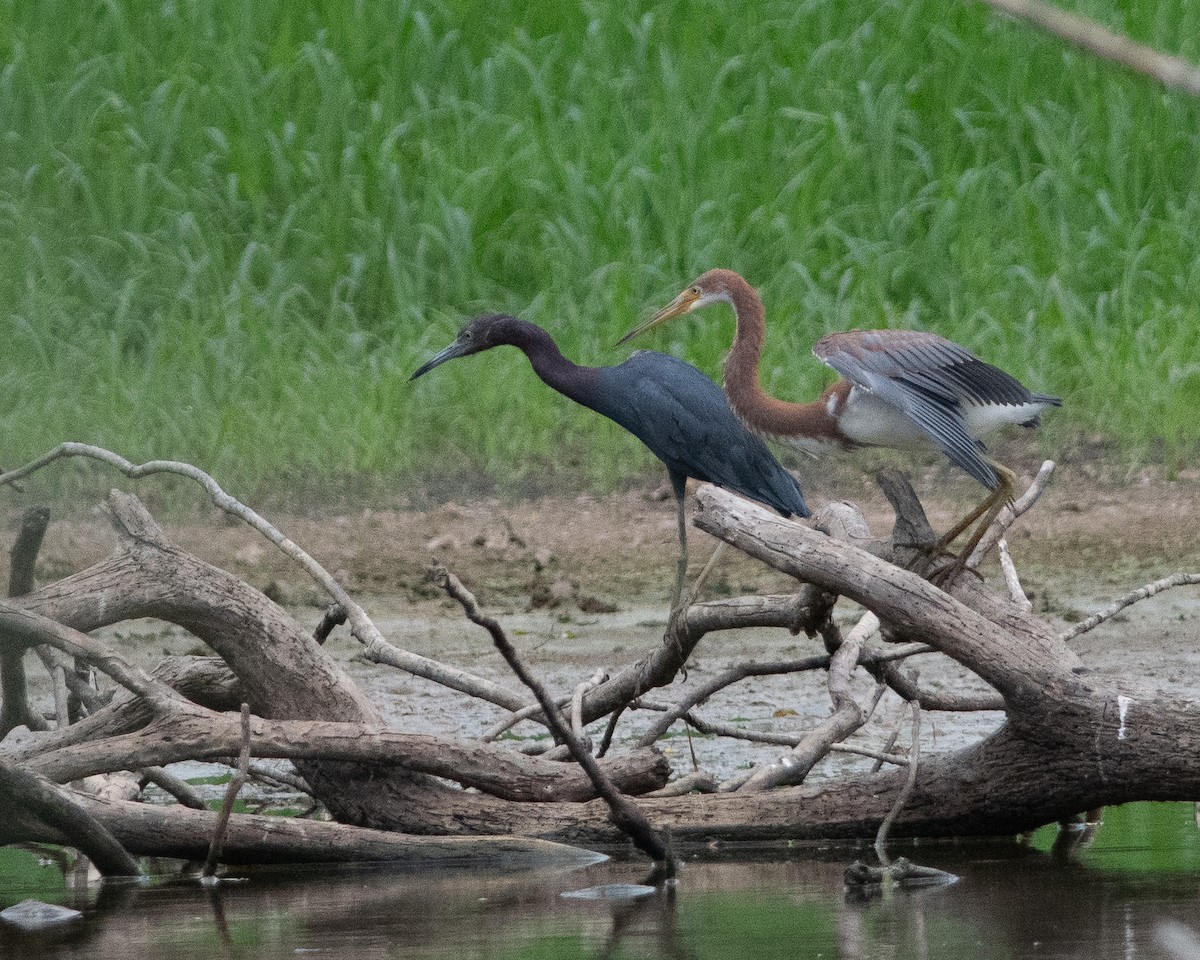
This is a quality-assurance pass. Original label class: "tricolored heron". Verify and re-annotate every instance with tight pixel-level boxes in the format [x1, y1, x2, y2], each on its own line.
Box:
[411, 313, 810, 609]
[618, 269, 1060, 576]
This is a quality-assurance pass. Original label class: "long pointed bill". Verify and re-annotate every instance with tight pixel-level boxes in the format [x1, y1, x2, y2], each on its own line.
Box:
[409, 339, 470, 381]
[615, 289, 700, 346]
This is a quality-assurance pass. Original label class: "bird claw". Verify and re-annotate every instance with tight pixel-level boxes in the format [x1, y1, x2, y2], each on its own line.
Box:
[926, 553, 985, 588]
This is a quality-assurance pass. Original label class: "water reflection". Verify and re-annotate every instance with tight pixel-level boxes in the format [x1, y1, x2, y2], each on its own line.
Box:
[1, 802, 1197, 960]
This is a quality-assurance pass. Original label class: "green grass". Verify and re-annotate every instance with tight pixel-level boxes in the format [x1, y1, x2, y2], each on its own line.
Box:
[1, 0, 1199, 497]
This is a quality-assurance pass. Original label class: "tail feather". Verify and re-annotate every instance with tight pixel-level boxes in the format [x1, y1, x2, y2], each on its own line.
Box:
[1022, 393, 1062, 429]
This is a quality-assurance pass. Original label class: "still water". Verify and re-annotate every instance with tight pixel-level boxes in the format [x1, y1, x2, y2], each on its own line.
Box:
[1, 803, 1197, 960]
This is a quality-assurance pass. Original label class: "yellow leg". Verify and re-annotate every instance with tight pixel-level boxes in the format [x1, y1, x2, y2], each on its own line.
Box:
[931, 463, 1017, 585]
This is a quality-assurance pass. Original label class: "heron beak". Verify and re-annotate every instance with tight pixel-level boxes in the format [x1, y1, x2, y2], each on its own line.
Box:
[409, 339, 470, 381]
[615, 289, 701, 346]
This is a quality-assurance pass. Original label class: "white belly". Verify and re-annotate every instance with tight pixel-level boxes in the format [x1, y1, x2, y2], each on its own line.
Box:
[835, 386, 1051, 449]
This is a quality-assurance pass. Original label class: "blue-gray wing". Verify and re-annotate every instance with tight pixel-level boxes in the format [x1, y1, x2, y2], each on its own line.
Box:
[813, 330, 1033, 490]
[600, 353, 809, 518]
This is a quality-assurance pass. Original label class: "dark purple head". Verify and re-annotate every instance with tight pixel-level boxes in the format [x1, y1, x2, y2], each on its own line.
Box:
[409, 313, 523, 380]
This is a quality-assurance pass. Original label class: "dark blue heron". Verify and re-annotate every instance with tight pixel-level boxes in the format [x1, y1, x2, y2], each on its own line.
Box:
[620, 269, 1061, 578]
[411, 313, 810, 609]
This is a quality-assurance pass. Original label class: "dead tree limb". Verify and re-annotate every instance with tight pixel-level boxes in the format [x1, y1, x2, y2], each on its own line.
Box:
[1, 507, 51, 736]
[636, 654, 833, 746]
[1060, 572, 1200, 643]
[0, 446, 530, 713]
[432, 564, 677, 877]
[10, 792, 605, 869]
[203, 703, 251, 877]
[0, 756, 140, 877]
[740, 612, 883, 792]
[968, 460, 1056, 568]
[24, 711, 668, 801]
[874, 702, 921, 864]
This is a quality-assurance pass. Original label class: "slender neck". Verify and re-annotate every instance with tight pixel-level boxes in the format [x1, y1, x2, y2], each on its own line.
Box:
[722, 277, 843, 442]
[505, 321, 600, 407]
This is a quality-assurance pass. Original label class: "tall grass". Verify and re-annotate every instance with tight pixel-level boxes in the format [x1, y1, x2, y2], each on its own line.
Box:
[1, 0, 1198, 496]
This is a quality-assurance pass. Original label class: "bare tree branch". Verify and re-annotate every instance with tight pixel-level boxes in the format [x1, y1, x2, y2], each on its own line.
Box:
[968, 460, 1056, 568]
[432, 564, 677, 878]
[1059, 572, 1200, 642]
[875, 703, 921, 865]
[0, 756, 140, 877]
[203, 703, 252, 878]
[973, 0, 1200, 96]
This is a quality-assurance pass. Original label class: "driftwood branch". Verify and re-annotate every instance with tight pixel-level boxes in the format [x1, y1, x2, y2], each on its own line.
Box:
[203, 703, 252, 877]
[968, 460, 1056, 568]
[24, 709, 668, 801]
[433, 564, 677, 876]
[0, 756, 140, 876]
[874, 702, 921, 864]
[12, 791, 604, 868]
[740, 612, 882, 792]
[2, 507, 52, 736]
[1059, 572, 1200, 642]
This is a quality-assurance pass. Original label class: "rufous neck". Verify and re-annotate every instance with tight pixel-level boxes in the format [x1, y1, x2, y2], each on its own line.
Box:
[720, 280, 842, 443]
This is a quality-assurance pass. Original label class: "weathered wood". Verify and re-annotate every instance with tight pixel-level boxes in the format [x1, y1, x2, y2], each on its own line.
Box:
[17, 792, 606, 869]
[0, 757, 140, 876]
[27, 710, 670, 802]
[1, 507, 51, 736]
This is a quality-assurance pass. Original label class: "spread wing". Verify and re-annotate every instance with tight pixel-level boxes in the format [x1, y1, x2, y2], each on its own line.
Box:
[813, 330, 1033, 490]
[601, 352, 809, 518]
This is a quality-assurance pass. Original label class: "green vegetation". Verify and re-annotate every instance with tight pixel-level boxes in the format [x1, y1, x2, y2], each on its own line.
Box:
[2, 0, 1198, 496]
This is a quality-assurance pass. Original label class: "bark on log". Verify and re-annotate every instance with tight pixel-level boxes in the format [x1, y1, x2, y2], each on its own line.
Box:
[0, 757, 140, 876]
[6, 792, 605, 869]
[26, 711, 669, 802]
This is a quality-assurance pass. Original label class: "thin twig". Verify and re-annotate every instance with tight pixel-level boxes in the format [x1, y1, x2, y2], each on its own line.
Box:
[872, 704, 909, 774]
[432, 564, 677, 878]
[481, 694, 573, 741]
[968, 460, 1055, 568]
[1059, 572, 1200, 642]
[203, 703, 252, 879]
[875, 702, 922, 866]
[831, 743, 909, 766]
[637, 654, 833, 747]
[973, 0, 1200, 97]
[681, 542, 726, 608]
[998, 539, 1033, 611]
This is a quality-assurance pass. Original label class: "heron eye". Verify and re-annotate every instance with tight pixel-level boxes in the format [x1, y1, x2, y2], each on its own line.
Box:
[690, 286, 701, 296]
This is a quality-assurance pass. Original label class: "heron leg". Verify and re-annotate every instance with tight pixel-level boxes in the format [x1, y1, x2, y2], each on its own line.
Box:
[671, 488, 688, 613]
[931, 464, 1017, 585]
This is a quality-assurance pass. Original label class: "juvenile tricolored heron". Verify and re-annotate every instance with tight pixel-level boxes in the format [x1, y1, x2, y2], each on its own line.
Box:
[619, 269, 1060, 576]
[412, 313, 810, 608]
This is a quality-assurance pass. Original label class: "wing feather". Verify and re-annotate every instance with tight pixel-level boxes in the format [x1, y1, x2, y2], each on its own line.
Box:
[813, 330, 1027, 490]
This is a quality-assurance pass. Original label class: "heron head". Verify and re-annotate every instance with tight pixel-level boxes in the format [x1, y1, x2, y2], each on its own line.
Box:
[409, 313, 518, 380]
[616, 269, 738, 346]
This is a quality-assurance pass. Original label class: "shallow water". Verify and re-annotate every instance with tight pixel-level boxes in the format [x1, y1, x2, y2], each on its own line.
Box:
[1, 803, 1198, 959]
